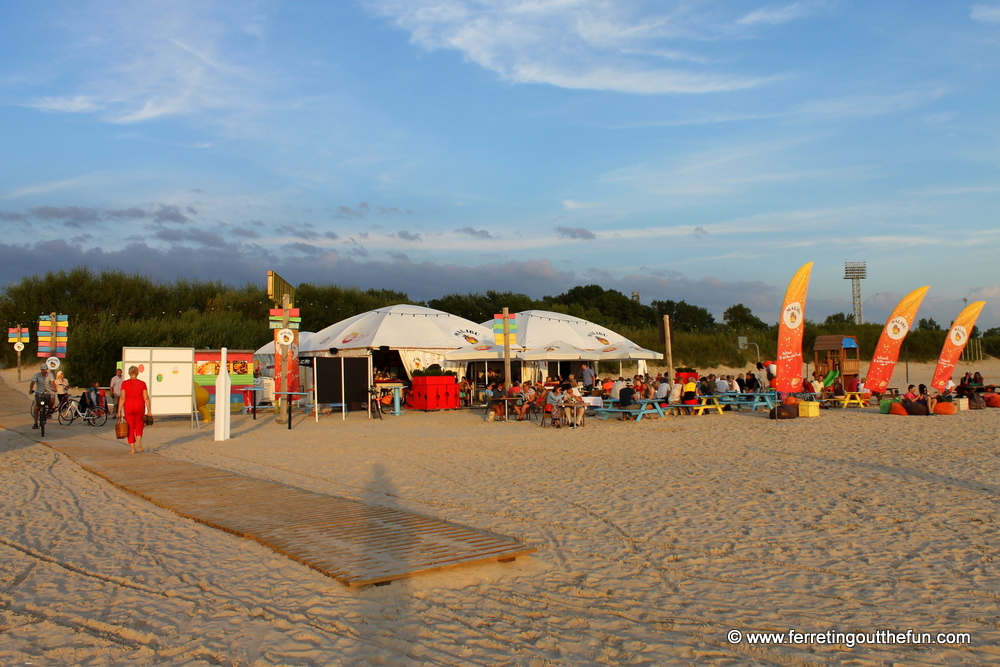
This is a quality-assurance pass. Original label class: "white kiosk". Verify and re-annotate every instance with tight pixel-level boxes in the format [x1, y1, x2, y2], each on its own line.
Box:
[121, 347, 196, 421]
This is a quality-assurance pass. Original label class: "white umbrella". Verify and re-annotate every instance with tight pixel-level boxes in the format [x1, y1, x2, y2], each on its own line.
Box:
[521, 341, 601, 361]
[595, 343, 664, 360]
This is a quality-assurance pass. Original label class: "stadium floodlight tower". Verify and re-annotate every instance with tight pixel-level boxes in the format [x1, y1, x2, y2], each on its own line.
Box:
[844, 261, 867, 325]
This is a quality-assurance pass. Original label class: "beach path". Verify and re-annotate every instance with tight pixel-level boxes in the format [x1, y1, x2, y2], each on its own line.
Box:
[0, 390, 535, 588]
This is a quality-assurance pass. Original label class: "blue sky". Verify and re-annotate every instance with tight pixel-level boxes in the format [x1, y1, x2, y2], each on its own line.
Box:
[2, 1, 1000, 328]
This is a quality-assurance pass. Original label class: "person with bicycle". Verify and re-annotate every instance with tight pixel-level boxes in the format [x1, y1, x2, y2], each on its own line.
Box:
[29, 364, 56, 429]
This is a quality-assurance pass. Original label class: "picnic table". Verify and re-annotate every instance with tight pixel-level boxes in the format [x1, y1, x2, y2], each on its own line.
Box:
[715, 392, 776, 412]
[692, 394, 725, 415]
[828, 391, 866, 409]
[594, 398, 666, 422]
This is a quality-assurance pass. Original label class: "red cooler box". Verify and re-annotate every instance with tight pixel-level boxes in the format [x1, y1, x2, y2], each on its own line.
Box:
[409, 376, 460, 410]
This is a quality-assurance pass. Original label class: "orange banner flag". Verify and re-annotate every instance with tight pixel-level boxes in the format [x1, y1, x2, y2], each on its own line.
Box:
[931, 301, 985, 391]
[865, 286, 930, 393]
[773, 262, 813, 392]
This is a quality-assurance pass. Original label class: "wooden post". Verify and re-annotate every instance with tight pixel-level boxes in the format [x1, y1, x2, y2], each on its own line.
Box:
[663, 315, 673, 384]
[502, 307, 511, 393]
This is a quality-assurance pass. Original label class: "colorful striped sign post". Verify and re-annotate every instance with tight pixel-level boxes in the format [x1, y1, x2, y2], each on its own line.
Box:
[8, 326, 30, 381]
[38, 313, 68, 358]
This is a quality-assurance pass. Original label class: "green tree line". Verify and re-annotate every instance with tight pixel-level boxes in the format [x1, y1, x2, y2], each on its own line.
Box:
[1, 268, 993, 385]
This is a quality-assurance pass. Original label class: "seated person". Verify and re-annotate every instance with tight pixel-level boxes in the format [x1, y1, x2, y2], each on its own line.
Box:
[562, 382, 585, 427]
[902, 384, 918, 402]
[508, 381, 529, 421]
[489, 383, 507, 421]
[846, 376, 859, 393]
[937, 378, 955, 402]
[654, 380, 669, 400]
[681, 379, 699, 405]
[79, 381, 102, 411]
[917, 384, 937, 413]
[617, 382, 636, 421]
[545, 385, 564, 427]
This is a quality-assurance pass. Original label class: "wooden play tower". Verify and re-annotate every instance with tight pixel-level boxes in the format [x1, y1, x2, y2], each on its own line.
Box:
[813, 335, 861, 387]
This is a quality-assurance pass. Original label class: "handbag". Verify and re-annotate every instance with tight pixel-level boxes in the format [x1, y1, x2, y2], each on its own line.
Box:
[115, 417, 128, 439]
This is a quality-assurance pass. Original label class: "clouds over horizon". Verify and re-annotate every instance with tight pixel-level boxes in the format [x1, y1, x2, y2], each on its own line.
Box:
[367, 0, 789, 94]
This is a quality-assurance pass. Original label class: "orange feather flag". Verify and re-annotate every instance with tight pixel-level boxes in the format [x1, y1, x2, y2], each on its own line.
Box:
[866, 286, 930, 393]
[931, 301, 985, 391]
[773, 262, 813, 392]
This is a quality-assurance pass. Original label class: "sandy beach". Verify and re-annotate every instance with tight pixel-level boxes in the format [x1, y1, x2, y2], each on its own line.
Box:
[2, 361, 999, 666]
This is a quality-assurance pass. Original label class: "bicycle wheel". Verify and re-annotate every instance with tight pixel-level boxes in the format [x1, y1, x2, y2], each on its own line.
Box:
[59, 400, 78, 425]
[39, 408, 47, 437]
[86, 407, 108, 427]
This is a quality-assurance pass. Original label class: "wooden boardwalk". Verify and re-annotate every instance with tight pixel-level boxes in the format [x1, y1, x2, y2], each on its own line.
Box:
[41, 439, 535, 586]
[0, 382, 534, 587]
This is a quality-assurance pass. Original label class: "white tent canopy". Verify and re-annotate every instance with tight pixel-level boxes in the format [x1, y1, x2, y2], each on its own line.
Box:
[479, 310, 663, 360]
[303, 305, 492, 353]
[444, 343, 526, 361]
[300, 304, 493, 378]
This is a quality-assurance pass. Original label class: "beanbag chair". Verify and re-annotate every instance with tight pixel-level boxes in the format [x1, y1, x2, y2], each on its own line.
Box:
[904, 401, 930, 416]
[933, 402, 957, 415]
[985, 394, 1000, 409]
[782, 396, 800, 406]
[888, 402, 909, 416]
[769, 404, 798, 420]
[969, 394, 987, 410]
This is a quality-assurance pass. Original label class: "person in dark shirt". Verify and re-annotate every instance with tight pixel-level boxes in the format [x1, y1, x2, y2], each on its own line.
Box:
[617, 382, 637, 421]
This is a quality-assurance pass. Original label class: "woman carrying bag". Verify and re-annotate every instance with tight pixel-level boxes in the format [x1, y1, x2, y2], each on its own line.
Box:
[117, 366, 152, 454]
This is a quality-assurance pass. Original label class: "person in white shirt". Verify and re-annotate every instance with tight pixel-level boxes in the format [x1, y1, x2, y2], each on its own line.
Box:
[109, 368, 124, 415]
[610, 379, 625, 401]
[714, 375, 729, 393]
[654, 380, 670, 400]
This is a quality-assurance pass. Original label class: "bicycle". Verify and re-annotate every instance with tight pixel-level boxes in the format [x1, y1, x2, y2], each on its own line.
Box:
[369, 386, 384, 420]
[29, 391, 55, 437]
[58, 397, 109, 427]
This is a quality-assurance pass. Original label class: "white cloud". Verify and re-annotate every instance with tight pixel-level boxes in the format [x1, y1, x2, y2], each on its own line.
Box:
[970, 4, 1000, 23]
[29, 95, 106, 113]
[366, 0, 777, 94]
[26, 1, 274, 124]
[739, 2, 822, 26]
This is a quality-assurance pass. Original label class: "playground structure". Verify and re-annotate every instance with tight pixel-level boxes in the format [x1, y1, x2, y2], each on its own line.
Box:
[813, 335, 861, 388]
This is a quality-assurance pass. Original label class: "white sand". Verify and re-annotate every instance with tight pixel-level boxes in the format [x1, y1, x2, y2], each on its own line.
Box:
[2, 362, 1000, 665]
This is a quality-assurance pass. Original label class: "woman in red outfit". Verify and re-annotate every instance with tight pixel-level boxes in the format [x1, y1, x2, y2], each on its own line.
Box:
[118, 366, 151, 454]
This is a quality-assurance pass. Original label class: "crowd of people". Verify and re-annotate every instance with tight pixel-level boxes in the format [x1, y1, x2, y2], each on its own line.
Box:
[471, 362, 785, 425]
[468, 361, 994, 424]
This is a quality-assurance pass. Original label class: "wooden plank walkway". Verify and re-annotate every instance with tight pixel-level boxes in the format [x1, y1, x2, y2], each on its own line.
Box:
[0, 378, 534, 587]
[40, 438, 535, 586]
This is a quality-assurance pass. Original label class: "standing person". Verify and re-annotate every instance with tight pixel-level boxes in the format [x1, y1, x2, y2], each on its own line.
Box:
[118, 366, 151, 454]
[29, 365, 56, 429]
[581, 363, 596, 393]
[109, 368, 123, 415]
[54, 370, 70, 410]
